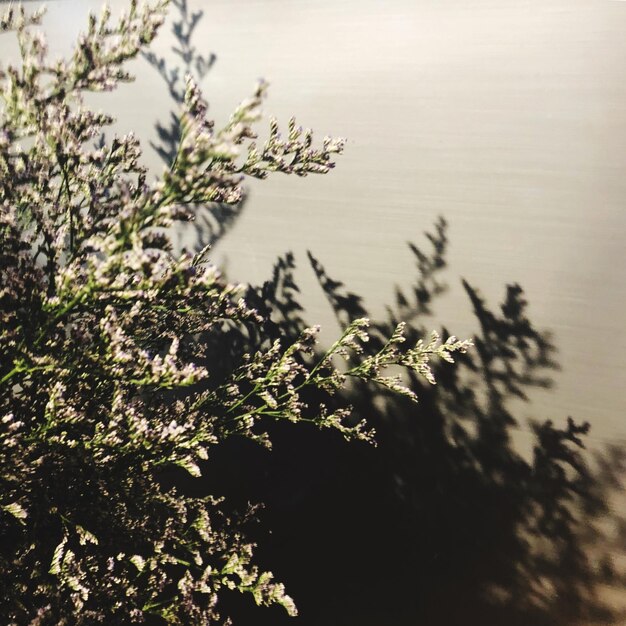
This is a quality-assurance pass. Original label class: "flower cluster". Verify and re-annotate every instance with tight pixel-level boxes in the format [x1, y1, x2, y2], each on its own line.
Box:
[0, 2, 470, 624]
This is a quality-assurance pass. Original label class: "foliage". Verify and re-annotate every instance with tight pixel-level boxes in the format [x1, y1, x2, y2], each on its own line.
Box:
[0, 2, 471, 624]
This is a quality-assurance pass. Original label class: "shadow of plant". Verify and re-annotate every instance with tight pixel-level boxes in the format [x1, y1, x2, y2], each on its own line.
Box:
[144, 0, 246, 254]
[201, 220, 625, 626]
[148, 4, 626, 624]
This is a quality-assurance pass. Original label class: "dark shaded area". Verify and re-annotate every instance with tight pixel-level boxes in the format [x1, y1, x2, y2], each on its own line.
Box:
[203, 220, 625, 626]
[150, 4, 626, 624]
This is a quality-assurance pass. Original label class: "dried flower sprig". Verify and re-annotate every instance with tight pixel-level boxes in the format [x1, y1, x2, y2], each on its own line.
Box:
[0, 2, 470, 624]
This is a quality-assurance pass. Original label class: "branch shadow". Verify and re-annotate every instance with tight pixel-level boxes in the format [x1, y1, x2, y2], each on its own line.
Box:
[148, 4, 626, 624]
[205, 219, 626, 626]
[144, 0, 245, 255]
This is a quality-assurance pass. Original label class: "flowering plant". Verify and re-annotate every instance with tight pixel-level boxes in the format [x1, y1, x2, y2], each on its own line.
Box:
[0, 2, 470, 623]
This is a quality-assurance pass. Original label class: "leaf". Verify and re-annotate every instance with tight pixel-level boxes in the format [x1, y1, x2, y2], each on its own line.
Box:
[130, 554, 146, 572]
[49, 536, 68, 576]
[2, 502, 27, 523]
[76, 524, 99, 546]
[175, 456, 201, 477]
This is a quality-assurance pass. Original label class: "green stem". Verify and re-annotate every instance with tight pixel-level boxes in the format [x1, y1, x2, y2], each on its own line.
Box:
[0, 365, 24, 385]
[225, 382, 262, 415]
